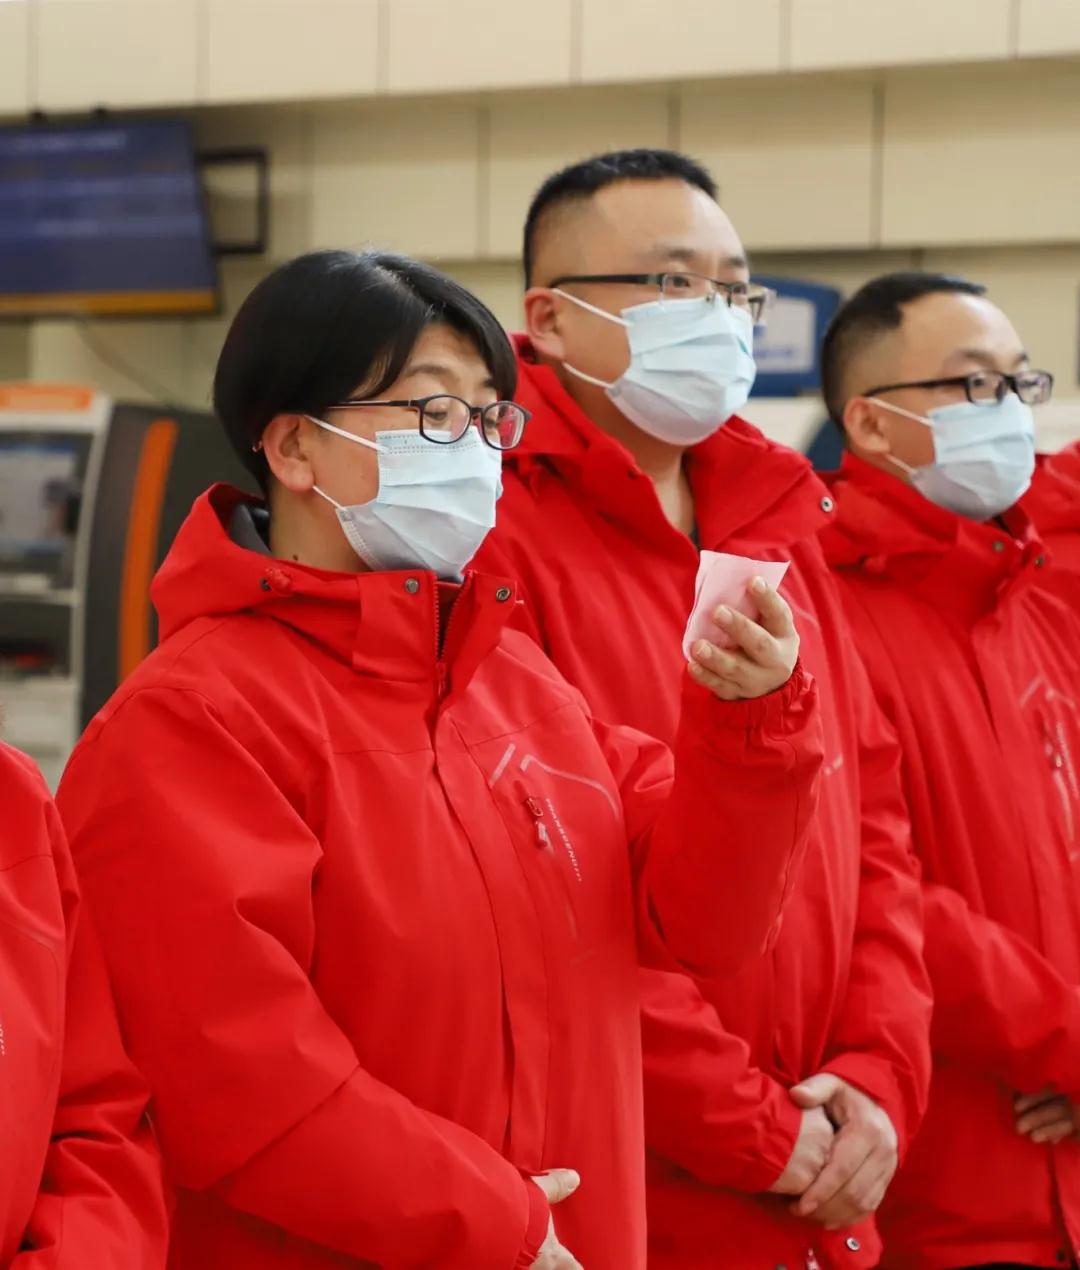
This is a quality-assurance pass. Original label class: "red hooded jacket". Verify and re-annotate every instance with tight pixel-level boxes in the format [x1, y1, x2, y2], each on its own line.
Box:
[822, 453, 1080, 1269]
[474, 343, 932, 1270]
[1023, 440, 1080, 601]
[55, 484, 822, 1270]
[0, 742, 166, 1269]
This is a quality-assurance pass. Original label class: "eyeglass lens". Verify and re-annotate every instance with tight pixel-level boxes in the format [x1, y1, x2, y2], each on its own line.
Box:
[420, 396, 526, 450]
[658, 272, 768, 322]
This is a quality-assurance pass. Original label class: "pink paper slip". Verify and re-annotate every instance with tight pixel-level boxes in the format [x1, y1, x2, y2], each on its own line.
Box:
[682, 552, 790, 659]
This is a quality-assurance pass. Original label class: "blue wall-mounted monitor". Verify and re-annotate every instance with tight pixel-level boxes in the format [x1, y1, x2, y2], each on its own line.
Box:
[0, 118, 218, 319]
[750, 276, 842, 398]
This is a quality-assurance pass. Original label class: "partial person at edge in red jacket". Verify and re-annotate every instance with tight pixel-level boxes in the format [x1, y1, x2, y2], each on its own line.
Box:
[819, 269, 1080, 1269]
[55, 249, 823, 1270]
[0, 739, 167, 1268]
[1023, 438, 1080, 605]
[473, 147, 932, 1270]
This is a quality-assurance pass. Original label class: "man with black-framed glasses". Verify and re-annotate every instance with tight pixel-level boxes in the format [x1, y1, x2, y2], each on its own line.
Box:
[475, 148, 934, 1270]
[819, 270, 1080, 1270]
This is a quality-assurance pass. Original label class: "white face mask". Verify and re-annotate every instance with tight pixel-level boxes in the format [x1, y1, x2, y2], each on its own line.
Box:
[557, 291, 757, 446]
[876, 392, 1037, 521]
[309, 417, 503, 579]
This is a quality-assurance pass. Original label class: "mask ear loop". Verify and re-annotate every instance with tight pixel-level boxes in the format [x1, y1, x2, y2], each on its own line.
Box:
[551, 288, 630, 327]
[304, 414, 387, 508]
[552, 289, 630, 390]
[863, 397, 933, 478]
[312, 485, 344, 510]
[306, 414, 387, 452]
[251, 414, 389, 454]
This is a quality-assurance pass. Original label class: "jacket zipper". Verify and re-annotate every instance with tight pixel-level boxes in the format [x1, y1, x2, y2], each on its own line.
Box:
[435, 577, 471, 698]
[524, 796, 551, 849]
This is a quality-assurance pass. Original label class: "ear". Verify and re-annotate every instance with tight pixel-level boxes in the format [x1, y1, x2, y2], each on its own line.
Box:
[261, 413, 318, 494]
[524, 287, 566, 362]
[842, 396, 892, 458]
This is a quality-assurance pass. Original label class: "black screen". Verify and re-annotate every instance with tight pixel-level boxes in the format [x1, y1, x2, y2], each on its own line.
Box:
[0, 119, 218, 319]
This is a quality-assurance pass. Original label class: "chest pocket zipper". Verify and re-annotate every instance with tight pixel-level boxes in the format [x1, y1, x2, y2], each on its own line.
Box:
[522, 795, 579, 940]
[524, 796, 552, 850]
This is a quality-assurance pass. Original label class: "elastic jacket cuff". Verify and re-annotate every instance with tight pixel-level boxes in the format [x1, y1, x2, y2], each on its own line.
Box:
[682, 659, 816, 734]
[514, 1176, 551, 1268]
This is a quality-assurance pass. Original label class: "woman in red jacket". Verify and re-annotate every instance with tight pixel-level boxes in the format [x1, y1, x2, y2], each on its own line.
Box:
[0, 740, 166, 1267]
[56, 250, 822, 1270]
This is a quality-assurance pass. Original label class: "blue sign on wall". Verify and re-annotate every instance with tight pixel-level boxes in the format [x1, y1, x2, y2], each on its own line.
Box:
[750, 275, 842, 398]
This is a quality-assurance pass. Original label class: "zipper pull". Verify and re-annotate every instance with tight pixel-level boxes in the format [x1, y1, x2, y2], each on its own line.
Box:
[523, 797, 551, 849]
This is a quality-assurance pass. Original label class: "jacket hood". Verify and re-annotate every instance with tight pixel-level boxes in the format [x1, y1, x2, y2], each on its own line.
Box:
[820, 453, 1049, 617]
[152, 485, 366, 643]
[151, 484, 524, 694]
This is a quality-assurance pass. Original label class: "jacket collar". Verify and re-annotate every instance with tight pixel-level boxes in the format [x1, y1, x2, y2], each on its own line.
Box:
[152, 485, 519, 697]
[821, 453, 1050, 618]
[510, 334, 834, 550]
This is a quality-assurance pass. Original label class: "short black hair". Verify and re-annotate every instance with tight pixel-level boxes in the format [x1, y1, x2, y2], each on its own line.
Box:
[214, 249, 517, 490]
[522, 148, 719, 287]
[821, 270, 987, 425]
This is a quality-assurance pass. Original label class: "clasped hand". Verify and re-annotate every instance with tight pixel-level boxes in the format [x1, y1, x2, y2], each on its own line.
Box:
[770, 1073, 898, 1232]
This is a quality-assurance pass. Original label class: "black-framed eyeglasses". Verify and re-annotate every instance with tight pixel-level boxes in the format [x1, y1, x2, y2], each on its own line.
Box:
[548, 271, 777, 324]
[328, 395, 530, 450]
[865, 369, 1054, 407]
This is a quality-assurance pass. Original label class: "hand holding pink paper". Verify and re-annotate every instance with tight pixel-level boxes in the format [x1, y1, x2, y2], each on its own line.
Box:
[682, 552, 790, 660]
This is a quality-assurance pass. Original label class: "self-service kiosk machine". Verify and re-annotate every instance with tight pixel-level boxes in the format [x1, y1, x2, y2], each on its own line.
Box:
[0, 382, 253, 785]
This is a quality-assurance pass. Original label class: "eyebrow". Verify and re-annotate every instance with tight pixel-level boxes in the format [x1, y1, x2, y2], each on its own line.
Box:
[403, 361, 456, 379]
[942, 347, 1030, 371]
[401, 361, 496, 393]
[644, 243, 749, 271]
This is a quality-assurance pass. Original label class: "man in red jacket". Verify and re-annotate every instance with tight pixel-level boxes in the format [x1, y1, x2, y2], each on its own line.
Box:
[1, 740, 167, 1268]
[474, 148, 933, 1270]
[820, 269, 1080, 1269]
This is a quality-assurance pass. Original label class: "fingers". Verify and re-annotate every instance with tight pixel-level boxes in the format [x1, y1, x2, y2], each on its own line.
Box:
[530, 1228, 584, 1270]
[768, 1108, 834, 1195]
[1014, 1086, 1058, 1115]
[1033, 1120, 1076, 1146]
[712, 604, 785, 668]
[1014, 1097, 1076, 1144]
[790, 1073, 844, 1110]
[689, 636, 785, 700]
[815, 1153, 896, 1230]
[691, 638, 761, 691]
[792, 1127, 873, 1218]
[688, 649, 745, 700]
[748, 578, 797, 639]
[1016, 1098, 1071, 1136]
[545, 1249, 583, 1270]
[531, 1170, 581, 1205]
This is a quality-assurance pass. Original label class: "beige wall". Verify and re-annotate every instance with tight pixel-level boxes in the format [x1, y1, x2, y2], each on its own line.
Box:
[180, 61, 1080, 261]
[5, 0, 1080, 116]
[18, 60, 1080, 421]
